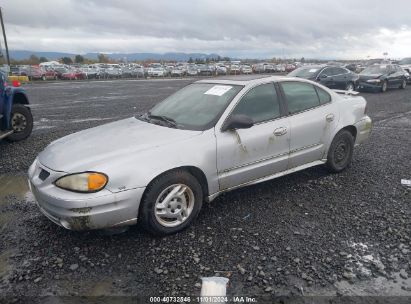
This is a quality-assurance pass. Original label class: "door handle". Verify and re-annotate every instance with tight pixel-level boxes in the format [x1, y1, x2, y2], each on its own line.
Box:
[326, 114, 335, 122]
[274, 127, 287, 136]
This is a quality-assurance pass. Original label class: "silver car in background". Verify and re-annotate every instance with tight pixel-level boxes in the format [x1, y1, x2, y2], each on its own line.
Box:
[29, 75, 372, 235]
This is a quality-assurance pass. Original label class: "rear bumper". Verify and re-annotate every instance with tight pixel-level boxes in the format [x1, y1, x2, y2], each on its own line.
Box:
[354, 116, 372, 146]
[28, 159, 145, 231]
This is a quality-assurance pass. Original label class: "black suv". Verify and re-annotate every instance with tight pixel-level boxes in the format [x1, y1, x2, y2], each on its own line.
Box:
[288, 65, 359, 91]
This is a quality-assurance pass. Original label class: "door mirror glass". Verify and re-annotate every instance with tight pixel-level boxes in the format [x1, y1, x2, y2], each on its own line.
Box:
[221, 114, 254, 132]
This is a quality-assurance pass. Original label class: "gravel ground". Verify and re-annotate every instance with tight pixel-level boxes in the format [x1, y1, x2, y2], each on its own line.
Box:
[0, 78, 410, 302]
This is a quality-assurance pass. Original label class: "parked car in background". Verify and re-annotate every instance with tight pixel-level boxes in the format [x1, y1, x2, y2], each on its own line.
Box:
[215, 65, 228, 75]
[229, 64, 241, 75]
[61, 69, 86, 80]
[197, 64, 213, 76]
[398, 58, 411, 83]
[28, 75, 371, 234]
[151, 67, 168, 77]
[186, 65, 198, 76]
[358, 64, 407, 92]
[285, 64, 296, 73]
[25, 66, 46, 81]
[253, 63, 266, 73]
[288, 65, 359, 91]
[240, 65, 252, 74]
[171, 67, 185, 77]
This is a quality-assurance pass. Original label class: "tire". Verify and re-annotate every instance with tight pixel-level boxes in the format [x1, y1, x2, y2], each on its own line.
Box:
[399, 79, 406, 89]
[345, 82, 355, 91]
[140, 170, 203, 235]
[6, 104, 33, 142]
[326, 129, 354, 173]
[381, 80, 388, 92]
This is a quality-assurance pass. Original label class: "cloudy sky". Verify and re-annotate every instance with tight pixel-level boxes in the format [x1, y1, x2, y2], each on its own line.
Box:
[1, 0, 411, 59]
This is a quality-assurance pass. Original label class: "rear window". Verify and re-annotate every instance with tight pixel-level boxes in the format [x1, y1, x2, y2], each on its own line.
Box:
[315, 86, 331, 104]
[281, 82, 320, 114]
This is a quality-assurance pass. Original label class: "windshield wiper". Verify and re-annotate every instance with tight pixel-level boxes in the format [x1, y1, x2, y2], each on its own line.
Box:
[147, 113, 177, 128]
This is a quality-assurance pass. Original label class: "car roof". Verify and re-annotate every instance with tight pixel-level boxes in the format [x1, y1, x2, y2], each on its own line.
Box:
[196, 75, 312, 86]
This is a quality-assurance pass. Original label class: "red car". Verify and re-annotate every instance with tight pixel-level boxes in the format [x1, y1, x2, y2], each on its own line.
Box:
[61, 70, 86, 80]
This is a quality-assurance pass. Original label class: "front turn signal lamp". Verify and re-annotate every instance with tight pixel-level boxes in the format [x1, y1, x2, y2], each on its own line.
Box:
[55, 172, 108, 193]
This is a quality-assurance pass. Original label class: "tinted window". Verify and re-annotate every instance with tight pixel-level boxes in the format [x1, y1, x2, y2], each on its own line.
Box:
[315, 86, 331, 104]
[231, 83, 280, 123]
[322, 67, 334, 76]
[335, 68, 348, 75]
[281, 82, 320, 114]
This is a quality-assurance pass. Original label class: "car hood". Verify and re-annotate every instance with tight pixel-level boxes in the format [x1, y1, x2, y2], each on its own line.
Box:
[359, 73, 383, 80]
[39, 118, 202, 172]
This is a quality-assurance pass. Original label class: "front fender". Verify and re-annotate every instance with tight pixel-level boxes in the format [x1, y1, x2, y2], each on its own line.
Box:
[96, 129, 219, 196]
[1, 87, 29, 129]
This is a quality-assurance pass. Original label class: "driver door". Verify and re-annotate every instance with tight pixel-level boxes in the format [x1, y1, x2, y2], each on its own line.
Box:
[215, 83, 290, 190]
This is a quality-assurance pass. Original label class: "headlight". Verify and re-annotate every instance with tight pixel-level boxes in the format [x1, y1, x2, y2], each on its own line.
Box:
[366, 79, 381, 83]
[55, 172, 108, 193]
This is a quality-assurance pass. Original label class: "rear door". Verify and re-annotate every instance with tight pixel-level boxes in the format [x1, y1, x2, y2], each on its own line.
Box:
[279, 81, 339, 168]
[333, 67, 350, 89]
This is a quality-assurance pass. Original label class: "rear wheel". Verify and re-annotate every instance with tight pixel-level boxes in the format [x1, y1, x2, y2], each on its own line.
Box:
[399, 79, 406, 89]
[326, 130, 354, 173]
[140, 170, 203, 235]
[6, 104, 33, 142]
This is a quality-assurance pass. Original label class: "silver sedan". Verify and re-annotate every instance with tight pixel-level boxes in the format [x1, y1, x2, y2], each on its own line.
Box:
[28, 76, 372, 235]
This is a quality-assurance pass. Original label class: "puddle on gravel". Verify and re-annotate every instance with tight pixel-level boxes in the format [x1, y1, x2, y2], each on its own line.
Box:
[0, 250, 12, 280]
[0, 174, 33, 205]
[335, 272, 411, 296]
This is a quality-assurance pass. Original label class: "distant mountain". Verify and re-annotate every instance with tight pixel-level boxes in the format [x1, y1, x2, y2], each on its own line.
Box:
[9, 50, 223, 62]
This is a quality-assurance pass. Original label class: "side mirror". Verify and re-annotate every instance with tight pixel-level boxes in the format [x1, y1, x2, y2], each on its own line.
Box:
[221, 114, 254, 132]
[320, 74, 328, 78]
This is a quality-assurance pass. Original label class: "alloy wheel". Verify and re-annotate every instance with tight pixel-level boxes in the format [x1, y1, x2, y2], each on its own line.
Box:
[11, 113, 27, 133]
[154, 184, 195, 227]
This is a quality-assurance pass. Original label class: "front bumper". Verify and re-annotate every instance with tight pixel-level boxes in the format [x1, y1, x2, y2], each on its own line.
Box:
[354, 116, 372, 146]
[28, 159, 145, 231]
[358, 81, 381, 91]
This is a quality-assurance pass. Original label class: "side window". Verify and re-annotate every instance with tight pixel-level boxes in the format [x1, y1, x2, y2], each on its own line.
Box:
[231, 83, 280, 123]
[321, 68, 333, 77]
[315, 86, 331, 104]
[281, 82, 320, 114]
[336, 68, 347, 75]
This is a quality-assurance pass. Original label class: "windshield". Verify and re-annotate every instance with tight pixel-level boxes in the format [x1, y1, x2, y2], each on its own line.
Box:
[139, 83, 243, 131]
[360, 65, 388, 74]
[399, 58, 411, 65]
[288, 67, 321, 78]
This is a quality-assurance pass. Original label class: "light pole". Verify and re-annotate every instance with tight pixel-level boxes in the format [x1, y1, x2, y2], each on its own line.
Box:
[0, 7, 10, 70]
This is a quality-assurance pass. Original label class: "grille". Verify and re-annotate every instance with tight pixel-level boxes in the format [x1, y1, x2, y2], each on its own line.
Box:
[39, 169, 50, 181]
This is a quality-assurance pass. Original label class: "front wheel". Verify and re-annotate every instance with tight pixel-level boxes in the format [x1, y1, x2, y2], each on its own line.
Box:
[139, 170, 203, 235]
[326, 130, 354, 173]
[345, 82, 355, 91]
[381, 80, 388, 92]
[399, 79, 406, 89]
[6, 104, 33, 142]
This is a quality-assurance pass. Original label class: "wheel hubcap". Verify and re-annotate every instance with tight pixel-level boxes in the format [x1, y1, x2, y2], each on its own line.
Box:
[11, 113, 27, 132]
[334, 140, 348, 165]
[154, 184, 194, 227]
